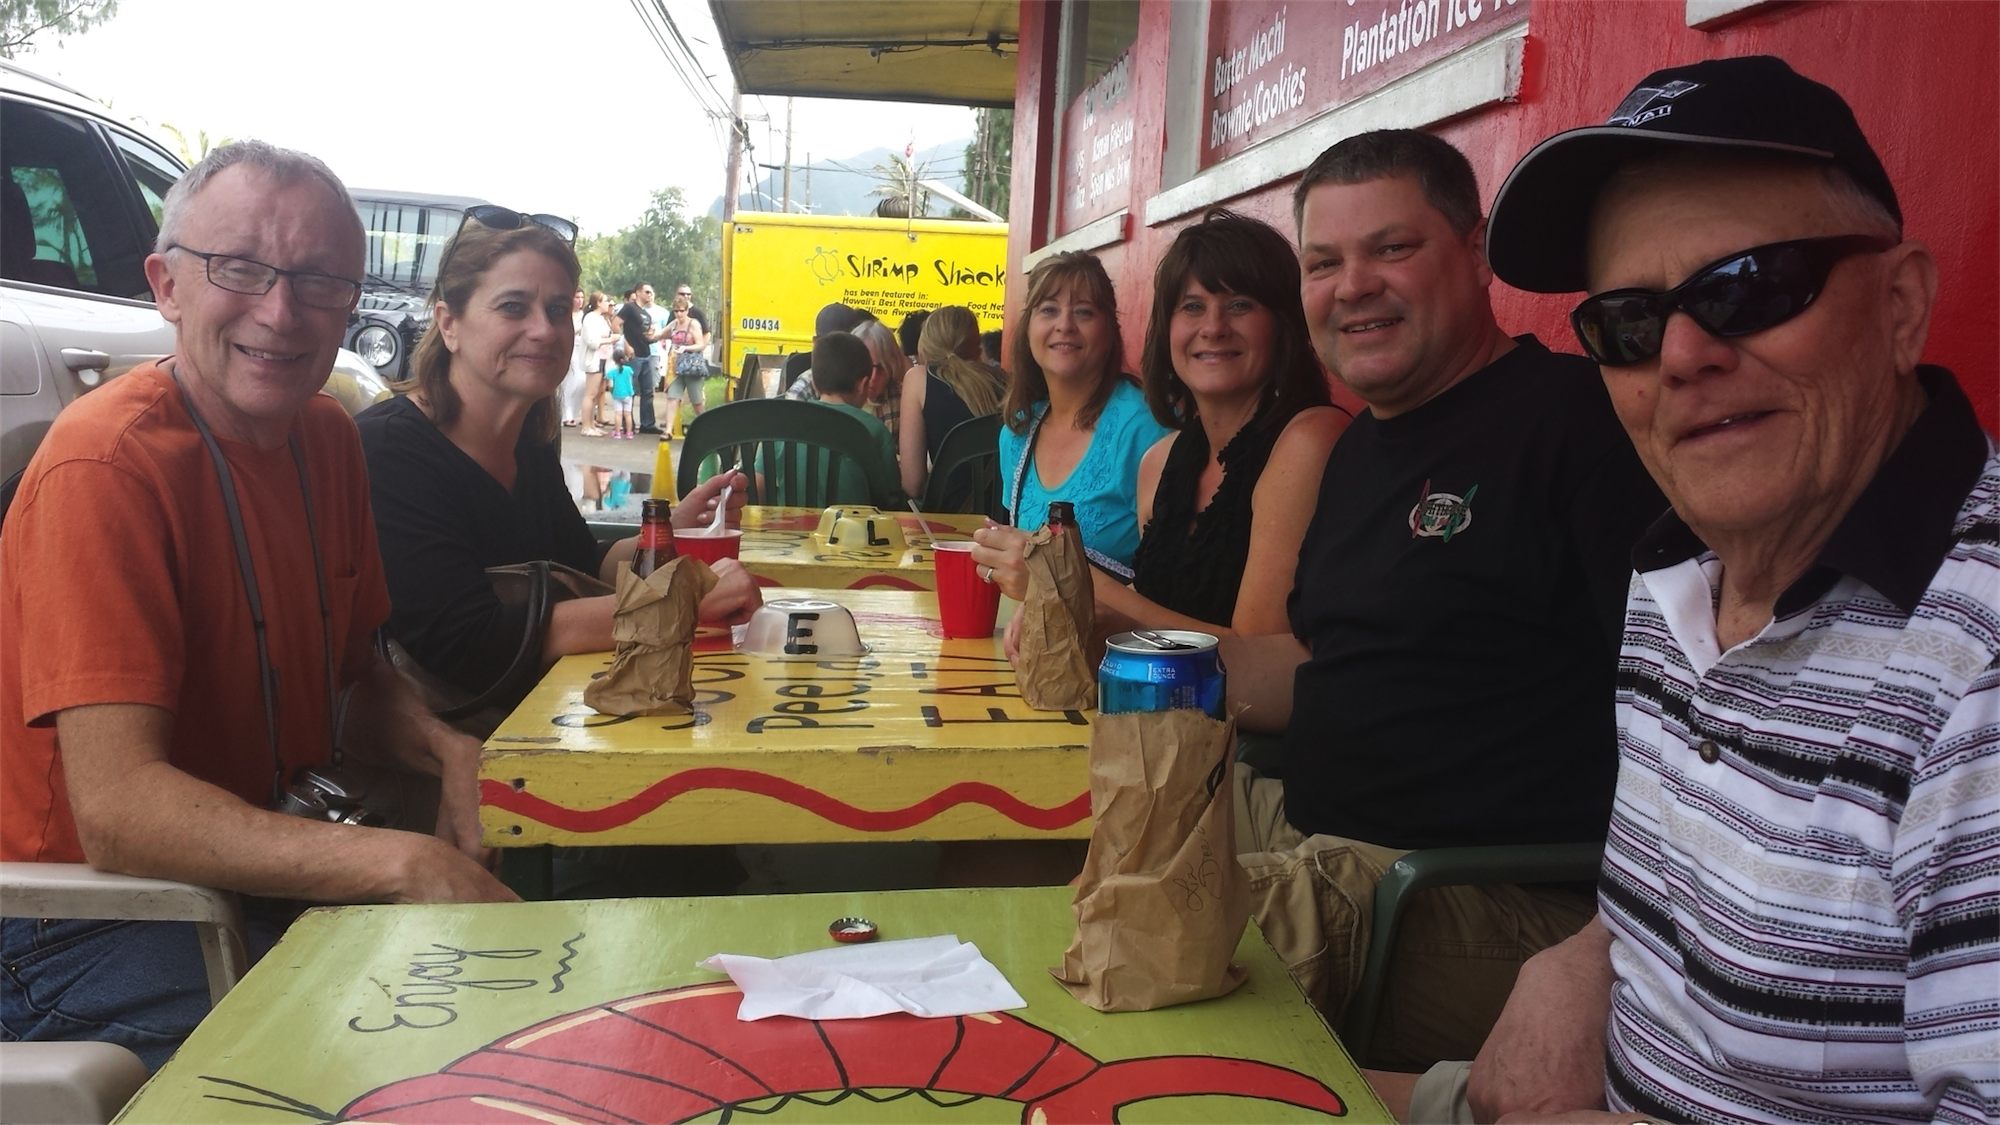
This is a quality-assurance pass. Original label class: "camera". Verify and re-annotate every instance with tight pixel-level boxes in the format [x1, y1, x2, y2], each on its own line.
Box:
[273, 766, 389, 827]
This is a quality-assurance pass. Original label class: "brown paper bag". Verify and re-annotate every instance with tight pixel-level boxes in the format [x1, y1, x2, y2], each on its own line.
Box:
[1015, 526, 1096, 710]
[583, 557, 718, 715]
[1053, 708, 1249, 1011]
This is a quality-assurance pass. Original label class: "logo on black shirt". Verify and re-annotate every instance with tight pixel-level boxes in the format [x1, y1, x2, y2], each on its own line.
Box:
[1409, 480, 1478, 542]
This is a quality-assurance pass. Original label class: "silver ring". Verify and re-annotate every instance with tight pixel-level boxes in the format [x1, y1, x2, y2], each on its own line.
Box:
[978, 564, 995, 584]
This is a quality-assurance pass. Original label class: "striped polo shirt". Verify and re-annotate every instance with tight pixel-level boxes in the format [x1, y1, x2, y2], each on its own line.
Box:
[1601, 368, 2000, 1123]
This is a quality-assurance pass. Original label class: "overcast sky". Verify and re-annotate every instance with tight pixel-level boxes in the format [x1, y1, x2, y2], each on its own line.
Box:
[20, 0, 977, 236]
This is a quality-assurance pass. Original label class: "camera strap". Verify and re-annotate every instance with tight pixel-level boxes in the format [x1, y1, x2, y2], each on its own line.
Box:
[171, 365, 339, 805]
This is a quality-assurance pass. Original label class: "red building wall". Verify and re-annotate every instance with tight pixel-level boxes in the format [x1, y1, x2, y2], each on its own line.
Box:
[1005, 0, 1999, 430]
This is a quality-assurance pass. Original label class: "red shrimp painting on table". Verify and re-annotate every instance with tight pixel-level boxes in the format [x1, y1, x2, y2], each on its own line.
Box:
[200, 983, 1352, 1124]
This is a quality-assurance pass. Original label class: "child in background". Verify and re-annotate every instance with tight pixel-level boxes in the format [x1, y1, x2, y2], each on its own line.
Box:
[608, 359, 637, 438]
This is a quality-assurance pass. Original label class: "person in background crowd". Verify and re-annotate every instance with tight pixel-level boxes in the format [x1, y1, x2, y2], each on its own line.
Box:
[559, 287, 588, 426]
[1103, 209, 1349, 641]
[661, 288, 709, 431]
[787, 301, 873, 401]
[755, 333, 897, 505]
[778, 350, 812, 404]
[899, 308, 931, 367]
[617, 282, 664, 434]
[356, 211, 758, 709]
[1386, 55, 2000, 1125]
[980, 328, 1004, 369]
[898, 305, 1007, 500]
[1218, 129, 1665, 1069]
[579, 291, 616, 436]
[1, 141, 515, 1071]
[608, 353, 636, 438]
[850, 317, 907, 443]
[672, 282, 708, 335]
[971, 252, 1171, 585]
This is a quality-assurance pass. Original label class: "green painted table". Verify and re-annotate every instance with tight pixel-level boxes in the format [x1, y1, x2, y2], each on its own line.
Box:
[119, 887, 1387, 1124]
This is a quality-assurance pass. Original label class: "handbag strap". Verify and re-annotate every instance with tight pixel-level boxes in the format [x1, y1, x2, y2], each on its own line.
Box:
[432, 561, 554, 722]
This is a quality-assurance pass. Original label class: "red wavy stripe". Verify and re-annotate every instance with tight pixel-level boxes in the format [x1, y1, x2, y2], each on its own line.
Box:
[482, 768, 1090, 833]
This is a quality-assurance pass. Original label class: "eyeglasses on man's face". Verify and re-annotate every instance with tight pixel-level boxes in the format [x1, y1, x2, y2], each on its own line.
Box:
[167, 245, 361, 310]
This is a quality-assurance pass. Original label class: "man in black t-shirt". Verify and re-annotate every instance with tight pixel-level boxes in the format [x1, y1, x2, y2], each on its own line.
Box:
[617, 283, 664, 434]
[1219, 130, 1664, 1067]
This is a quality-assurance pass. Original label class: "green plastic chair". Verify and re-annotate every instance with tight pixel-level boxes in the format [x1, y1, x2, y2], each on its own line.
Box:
[677, 398, 903, 509]
[920, 412, 1003, 518]
[1338, 839, 1605, 1067]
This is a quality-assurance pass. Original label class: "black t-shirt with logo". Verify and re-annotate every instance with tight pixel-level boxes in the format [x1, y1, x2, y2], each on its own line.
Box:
[617, 302, 653, 358]
[1280, 336, 1664, 848]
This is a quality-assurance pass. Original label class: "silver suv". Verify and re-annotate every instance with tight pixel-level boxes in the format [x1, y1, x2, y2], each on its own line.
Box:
[1, 60, 389, 511]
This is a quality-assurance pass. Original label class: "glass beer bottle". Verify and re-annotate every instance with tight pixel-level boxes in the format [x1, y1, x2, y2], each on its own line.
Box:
[1047, 501, 1078, 536]
[633, 498, 678, 577]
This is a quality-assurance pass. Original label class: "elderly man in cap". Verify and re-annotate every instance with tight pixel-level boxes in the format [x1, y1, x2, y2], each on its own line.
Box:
[1377, 54, 2000, 1125]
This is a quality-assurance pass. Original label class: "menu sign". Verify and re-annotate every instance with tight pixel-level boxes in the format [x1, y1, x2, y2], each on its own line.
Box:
[1058, 48, 1137, 234]
[1203, 0, 1529, 167]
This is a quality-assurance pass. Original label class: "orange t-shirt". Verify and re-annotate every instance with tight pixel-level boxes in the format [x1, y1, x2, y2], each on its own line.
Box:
[1, 362, 390, 862]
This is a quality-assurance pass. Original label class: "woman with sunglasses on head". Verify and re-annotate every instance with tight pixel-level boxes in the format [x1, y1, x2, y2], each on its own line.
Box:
[1098, 209, 1349, 640]
[356, 208, 760, 708]
[897, 305, 1006, 501]
[969, 253, 1172, 592]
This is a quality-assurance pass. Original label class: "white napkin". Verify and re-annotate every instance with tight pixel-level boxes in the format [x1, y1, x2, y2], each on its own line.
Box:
[699, 935, 1027, 1021]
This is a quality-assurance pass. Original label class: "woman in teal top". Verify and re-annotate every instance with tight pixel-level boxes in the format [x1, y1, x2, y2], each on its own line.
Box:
[978, 251, 1171, 586]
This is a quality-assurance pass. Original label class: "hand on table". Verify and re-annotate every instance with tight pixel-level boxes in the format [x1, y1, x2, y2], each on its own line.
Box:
[430, 729, 496, 869]
[676, 470, 749, 530]
[970, 521, 1031, 602]
[698, 558, 763, 626]
[389, 833, 520, 903]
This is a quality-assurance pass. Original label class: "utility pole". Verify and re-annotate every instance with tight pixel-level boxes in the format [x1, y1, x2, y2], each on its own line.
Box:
[723, 90, 745, 224]
[805, 152, 812, 213]
[781, 97, 794, 212]
[721, 89, 745, 388]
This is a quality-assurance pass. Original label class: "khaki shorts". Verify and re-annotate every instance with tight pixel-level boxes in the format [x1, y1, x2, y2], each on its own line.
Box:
[1233, 770, 1593, 1069]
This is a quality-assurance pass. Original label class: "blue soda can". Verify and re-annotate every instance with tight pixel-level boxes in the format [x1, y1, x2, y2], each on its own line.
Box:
[1099, 630, 1225, 718]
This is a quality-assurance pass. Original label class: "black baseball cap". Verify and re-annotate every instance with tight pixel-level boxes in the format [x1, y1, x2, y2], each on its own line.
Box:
[1487, 55, 1901, 294]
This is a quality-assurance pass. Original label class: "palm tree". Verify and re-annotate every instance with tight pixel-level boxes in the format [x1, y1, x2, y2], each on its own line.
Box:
[869, 152, 930, 219]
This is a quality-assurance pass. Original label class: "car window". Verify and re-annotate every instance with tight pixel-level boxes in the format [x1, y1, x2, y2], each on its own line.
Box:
[357, 199, 462, 293]
[1, 98, 153, 299]
[110, 129, 181, 231]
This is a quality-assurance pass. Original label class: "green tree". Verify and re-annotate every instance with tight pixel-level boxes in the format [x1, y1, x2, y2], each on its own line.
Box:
[576, 187, 721, 308]
[154, 121, 233, 166]
[868, 153, 930, 219]
[962, 108, 1012, 217]
[1, 0, 116, 57]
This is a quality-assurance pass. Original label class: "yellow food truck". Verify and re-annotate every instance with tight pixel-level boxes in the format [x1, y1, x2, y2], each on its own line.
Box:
[721, 211, 1008, 385]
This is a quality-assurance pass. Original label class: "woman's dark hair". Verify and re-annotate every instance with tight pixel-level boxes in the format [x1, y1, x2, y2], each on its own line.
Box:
[401, 221, 581, 443]
[1140, 208, 1329, 432]
[1004, 251, 1124, 433]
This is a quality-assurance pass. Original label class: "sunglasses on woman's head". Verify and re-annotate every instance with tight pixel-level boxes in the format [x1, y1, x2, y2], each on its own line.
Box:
[1569, 234, 1895, 367]
[461, 204, 579, 244]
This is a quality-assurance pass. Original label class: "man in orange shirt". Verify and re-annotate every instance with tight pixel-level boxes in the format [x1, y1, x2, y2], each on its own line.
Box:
[0, 140, 514, 1070]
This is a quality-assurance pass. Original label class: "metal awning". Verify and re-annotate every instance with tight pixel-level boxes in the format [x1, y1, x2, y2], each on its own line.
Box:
[708, 1, 1018, 108]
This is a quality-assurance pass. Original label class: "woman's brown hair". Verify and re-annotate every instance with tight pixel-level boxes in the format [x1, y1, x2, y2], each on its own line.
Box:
[1139, 208, 1329, 432]
[399, 220, 581, 444]
[1003, 252, 1124, 434]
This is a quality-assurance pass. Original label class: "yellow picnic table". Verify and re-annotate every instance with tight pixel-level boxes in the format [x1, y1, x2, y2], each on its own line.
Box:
[117, 886, 1389, 1123]
[481, 587, 1089, 849]
[732, 505, 987, 591]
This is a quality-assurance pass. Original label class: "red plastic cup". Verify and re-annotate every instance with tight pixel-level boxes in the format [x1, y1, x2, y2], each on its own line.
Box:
[933, 541, 1000, 639]
[675, 529, 742, 566]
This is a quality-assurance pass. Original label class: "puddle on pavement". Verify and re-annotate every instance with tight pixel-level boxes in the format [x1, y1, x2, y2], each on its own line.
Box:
[563, 461, 655, 524]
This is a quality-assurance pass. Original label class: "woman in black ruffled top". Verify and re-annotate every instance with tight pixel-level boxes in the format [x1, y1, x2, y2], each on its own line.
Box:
[1106, 209, 1351, 638]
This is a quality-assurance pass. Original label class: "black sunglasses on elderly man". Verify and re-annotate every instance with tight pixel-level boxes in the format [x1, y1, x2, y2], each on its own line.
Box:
[1569, 234, 1895, 367]
[461, 204, 578, 244]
